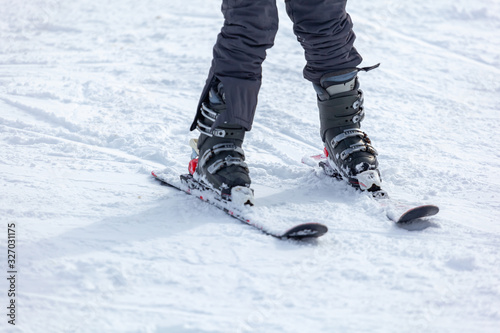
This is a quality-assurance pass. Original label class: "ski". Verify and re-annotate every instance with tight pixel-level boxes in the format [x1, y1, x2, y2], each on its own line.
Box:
[151, 169, 328, 239]
[378, 198, 440, 224]
[302, 153, 439, 224]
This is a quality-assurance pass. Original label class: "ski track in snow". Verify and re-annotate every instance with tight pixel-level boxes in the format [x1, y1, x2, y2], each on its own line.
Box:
[1, 0, 499, 332]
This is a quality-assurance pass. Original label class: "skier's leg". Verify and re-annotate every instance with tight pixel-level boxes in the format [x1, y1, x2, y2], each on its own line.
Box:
[190, 0, 279, 201]
[285, 0, 381, 191]
[191, 0, 279, 132]
[284, 0, 362, 84]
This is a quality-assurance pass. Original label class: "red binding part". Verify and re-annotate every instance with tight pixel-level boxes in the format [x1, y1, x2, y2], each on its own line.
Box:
[188, 158, 198, 175]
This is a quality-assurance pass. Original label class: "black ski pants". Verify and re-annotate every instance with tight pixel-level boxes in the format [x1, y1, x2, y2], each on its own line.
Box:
[190, 0, 362, 132]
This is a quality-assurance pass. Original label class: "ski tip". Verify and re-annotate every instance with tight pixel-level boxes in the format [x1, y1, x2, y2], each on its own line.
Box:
[282, 223, 328, 239]
[397, 205, 439, 223]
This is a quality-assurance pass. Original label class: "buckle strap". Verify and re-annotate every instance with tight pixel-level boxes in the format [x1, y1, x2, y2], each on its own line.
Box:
[200, 103, 218, 122]
[197, 119, 212, 136]
[199, 143, 245, 169]
[331, 129, 367, 148]
[353, 90, 364, 112]
[196, 103, 245, 139]
[196, 103, 217, 137]
[340, 143, 378, 160]
[196, 122, 245, 139]
[207, 156, 248, 175]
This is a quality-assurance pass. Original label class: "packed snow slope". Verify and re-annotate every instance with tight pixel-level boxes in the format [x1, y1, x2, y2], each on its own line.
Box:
[1, 0, 500, 332]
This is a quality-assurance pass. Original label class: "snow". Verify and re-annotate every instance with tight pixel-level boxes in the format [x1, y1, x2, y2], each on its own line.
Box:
[1, 0, 499, 332]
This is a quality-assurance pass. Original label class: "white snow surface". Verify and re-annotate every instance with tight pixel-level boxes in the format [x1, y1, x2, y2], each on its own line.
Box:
[1, 0, 500, 332]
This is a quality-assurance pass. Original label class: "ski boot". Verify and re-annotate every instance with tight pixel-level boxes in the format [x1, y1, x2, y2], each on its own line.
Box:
[314, 65, 382, 192]
[190, 81, 254, 206]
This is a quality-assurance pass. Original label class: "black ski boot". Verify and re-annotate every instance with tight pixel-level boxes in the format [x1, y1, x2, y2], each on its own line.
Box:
[192, 81, 253, 206]
[314, 65, 382, 191]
